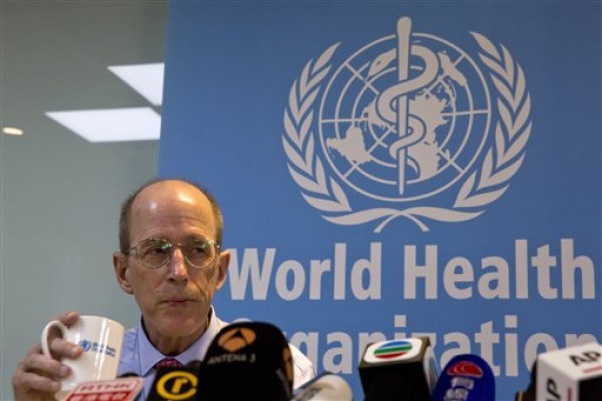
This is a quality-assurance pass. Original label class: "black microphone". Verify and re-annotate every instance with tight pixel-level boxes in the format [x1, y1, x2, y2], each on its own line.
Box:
[119, 372, 143, 378]
[534, 341, 602, 401]
[146, 361, 202, 401]
[358, 337, 438, 401]
[290, 372, 353, 401]
[430, 354, 495, 401]
[196, 321, 294, 401]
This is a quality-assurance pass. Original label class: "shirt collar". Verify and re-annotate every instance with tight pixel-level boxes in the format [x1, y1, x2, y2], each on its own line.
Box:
[137, 307, 222, 376]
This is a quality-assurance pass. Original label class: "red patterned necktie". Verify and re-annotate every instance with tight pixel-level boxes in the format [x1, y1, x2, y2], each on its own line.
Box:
[155, 357, 183, 368]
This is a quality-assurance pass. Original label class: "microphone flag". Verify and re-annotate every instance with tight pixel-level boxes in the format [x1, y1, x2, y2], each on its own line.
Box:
[358, 337, 438, 401]
[430, 354, 495, 401]
[196, 321, 294, 401]
[536, 341, 602, 401]
[146, 363, 200, 401]
[63, 377, 143, 401]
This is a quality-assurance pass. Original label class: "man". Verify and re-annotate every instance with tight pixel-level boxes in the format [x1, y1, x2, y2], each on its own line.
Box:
[12, 179, 315, 401]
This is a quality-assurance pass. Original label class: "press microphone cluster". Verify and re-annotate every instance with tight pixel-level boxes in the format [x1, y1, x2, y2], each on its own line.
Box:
[144, 334, 601, 401]
[144, 321, 357, 401]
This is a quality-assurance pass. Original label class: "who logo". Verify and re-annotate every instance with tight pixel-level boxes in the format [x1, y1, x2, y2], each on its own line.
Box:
[283, 16, 532, 232]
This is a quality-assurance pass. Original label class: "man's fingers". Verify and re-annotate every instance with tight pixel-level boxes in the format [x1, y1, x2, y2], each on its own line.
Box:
[12, 350, 68, 399]
[57, 311, 79, 326]
[12, 313, 83, 401]
[27, 344, 43, 356]
[49, 337, 82, 360]
[13, 370, 62, 393]
[20, 350, 71, 379]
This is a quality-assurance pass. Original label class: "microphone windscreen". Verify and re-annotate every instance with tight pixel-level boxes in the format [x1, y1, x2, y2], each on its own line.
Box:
[147, 365, 200, 401]
[359, 337, 438, 401]
[291, 372, 353, 401]
[196, 321, 294, 401]
[118, 372, 141, 378]
[186, 360, 202, 370]
[430, 354, 495, 401]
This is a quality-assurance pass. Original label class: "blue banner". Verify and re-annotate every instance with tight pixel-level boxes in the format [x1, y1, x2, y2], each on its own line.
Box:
[159, 2, 601, 400]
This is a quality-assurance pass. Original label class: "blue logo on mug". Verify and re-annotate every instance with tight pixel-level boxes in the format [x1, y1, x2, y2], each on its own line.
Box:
[78, 339, 116, 357]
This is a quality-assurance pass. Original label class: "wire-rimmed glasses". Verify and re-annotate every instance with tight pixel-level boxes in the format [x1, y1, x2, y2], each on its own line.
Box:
[125, 238, 221, 269]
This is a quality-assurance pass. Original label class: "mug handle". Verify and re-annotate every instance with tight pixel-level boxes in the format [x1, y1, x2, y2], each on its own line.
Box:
[40, 320, 68, 358]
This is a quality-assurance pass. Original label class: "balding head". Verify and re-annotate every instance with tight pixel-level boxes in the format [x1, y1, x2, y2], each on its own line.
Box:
[118, 178, 223, 253]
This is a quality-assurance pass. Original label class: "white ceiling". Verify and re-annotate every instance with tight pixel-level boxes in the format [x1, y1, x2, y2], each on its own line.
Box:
[0, 1, 167, 142]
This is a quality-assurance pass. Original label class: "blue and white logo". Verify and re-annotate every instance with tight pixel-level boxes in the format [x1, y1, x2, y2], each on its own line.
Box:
[79, 339, 92, 352]
[283, 16, 532, 232]
[78, 339, 117, 357]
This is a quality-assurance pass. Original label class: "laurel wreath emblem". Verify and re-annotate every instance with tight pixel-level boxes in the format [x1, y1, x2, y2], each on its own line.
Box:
[283, 33, 532, 232]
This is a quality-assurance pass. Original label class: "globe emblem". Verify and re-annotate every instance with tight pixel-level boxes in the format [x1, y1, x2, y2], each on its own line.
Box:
[79, 339, 92, 351]
[318, 18, 492, 202]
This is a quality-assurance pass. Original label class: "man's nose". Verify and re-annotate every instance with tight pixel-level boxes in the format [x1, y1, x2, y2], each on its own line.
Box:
[167, 247, 189, 281]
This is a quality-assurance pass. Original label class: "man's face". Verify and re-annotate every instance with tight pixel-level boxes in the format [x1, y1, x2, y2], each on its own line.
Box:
[113, 181, 228, 350]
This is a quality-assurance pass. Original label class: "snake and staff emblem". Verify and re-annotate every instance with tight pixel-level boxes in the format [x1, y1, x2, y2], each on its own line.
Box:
[284, 16, 532, 231]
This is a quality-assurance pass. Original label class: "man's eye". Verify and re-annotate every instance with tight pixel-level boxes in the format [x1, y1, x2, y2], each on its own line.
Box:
[139, 246, 161, 257]
[191, 244, 208, 254]
[187, 240, 211, 254]
[148, 247, 166, 254]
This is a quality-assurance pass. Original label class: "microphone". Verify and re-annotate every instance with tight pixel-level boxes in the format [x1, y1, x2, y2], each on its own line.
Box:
[196, 321, 294, 401]
[430, 354, 495, 401]
[146, 361, 202, 401]
[119, 372, 143, 378]
[358, 337, 438, 401]
[290, 372, 353, 401]
[535, 341, 602, 401]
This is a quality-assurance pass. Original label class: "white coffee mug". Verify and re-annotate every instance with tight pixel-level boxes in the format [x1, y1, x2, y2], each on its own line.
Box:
[41, 315, 124, 399]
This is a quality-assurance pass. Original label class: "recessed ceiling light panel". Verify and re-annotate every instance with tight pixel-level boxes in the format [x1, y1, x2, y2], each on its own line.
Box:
[108, 63, 164, 106]
[46, 107, 161, 142]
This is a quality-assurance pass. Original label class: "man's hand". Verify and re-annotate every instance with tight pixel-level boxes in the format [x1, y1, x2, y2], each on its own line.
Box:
[12, 312, 84, 401]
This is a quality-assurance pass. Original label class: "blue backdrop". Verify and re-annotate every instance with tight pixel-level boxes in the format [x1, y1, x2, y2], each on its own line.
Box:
[159, 2, 601, 400]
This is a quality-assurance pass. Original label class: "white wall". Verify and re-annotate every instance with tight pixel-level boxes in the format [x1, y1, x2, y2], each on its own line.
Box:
[0, 2, 166, 399]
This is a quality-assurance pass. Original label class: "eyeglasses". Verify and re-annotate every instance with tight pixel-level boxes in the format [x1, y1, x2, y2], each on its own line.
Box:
[125, 238, 221, 269]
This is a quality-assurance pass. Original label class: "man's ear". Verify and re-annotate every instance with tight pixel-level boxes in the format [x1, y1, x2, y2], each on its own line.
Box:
[215, 249, 230, 290]
[113, 252, 134, 294]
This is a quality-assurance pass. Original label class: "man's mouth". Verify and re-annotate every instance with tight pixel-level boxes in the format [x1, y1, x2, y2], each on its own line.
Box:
[163, 298, 194, 306]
